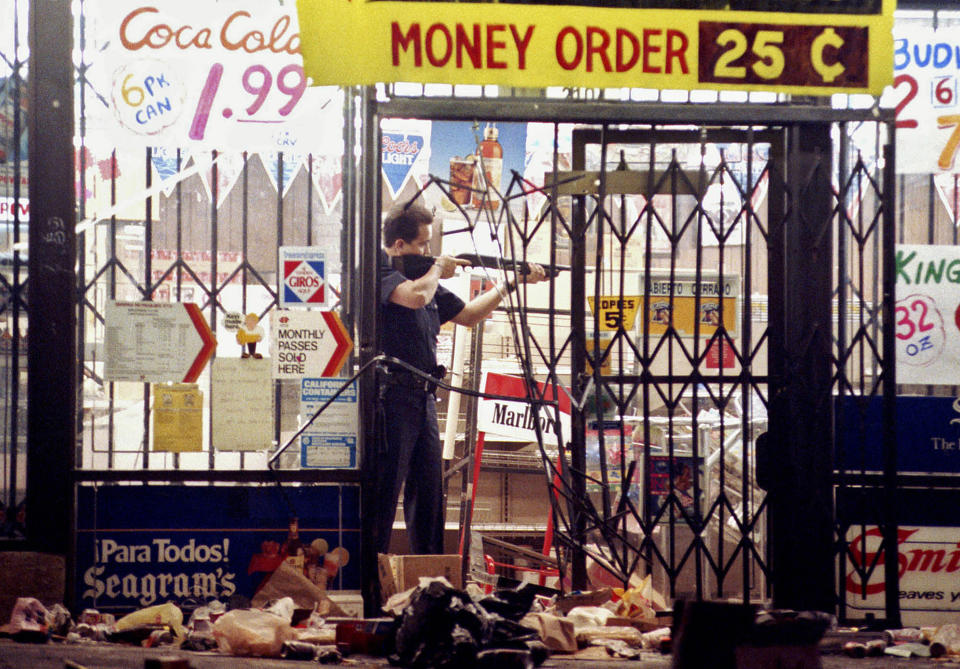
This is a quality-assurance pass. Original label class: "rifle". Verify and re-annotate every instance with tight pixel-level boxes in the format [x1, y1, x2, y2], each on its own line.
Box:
[454, 254, 569, 278]
[392, 253, 568, 280]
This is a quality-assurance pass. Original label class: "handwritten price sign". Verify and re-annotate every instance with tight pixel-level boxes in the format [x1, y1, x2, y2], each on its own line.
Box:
[896, 245, 960, 385]
[187, 62, 306, 141]
[111, 60, 186, 135]
[883, 26, 960, 174]
[92, 1, 335, 152]
[896, 293, 945, 369]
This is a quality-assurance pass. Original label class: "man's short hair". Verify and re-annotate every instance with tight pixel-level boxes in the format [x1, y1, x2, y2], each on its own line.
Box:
[383, 203, 434, 248]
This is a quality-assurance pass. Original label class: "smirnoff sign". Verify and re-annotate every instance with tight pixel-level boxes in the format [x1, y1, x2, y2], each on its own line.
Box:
[846, 526, 960, 625]
[476, 371, 571, 445]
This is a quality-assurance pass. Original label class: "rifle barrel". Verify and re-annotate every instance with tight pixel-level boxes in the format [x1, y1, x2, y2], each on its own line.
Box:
[455, 253, 569, 277]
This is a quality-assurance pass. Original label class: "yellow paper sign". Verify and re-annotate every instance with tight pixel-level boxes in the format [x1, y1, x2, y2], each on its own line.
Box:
[585, 333, 613, 376]
[640, 272, 739, 338]
[296, 0, 893, 95]
[587, 295, 643, 332]
[153, 384, 203, 452]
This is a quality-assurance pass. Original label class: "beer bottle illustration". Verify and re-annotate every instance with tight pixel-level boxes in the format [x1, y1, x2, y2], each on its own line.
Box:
[472, 123, 503, 210]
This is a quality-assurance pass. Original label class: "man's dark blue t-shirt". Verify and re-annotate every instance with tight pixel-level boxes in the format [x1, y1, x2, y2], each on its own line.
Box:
[379, 249, 465, 373]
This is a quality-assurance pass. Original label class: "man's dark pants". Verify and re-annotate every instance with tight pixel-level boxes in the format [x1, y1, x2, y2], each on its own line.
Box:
[374, 384, 445, 555]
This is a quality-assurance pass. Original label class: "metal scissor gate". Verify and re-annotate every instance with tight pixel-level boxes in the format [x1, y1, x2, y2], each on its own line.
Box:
[357, 97, 897, 623]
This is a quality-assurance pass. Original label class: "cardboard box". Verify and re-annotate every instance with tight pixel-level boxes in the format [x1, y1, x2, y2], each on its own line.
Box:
[378, 554, 463, 601]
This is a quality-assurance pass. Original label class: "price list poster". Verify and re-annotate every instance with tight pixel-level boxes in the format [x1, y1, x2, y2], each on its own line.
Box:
[896, 244, 960, 386]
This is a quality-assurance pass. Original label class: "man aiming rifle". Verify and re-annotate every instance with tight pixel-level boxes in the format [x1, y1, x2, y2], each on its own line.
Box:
[374, 202, 547, 556]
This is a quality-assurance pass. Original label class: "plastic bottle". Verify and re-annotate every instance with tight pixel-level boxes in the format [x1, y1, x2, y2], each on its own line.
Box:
[472, 123, 503, 210]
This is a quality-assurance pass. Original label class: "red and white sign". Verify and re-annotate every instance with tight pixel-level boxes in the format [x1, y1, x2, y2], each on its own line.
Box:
[846, 526, 960, 625]
[0, 196, 29, 223]
[104, 301, 217, 383]
[477, 371, 571, 446]
[271, 310, 352, 379]
[280, 247, 327, 307]
[705, 338, 736, 369]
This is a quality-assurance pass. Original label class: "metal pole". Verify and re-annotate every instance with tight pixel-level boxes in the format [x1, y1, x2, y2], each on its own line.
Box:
[27, 0, 76, 560]
[357, 87, 382, 616]
[881, 137, 901, 629]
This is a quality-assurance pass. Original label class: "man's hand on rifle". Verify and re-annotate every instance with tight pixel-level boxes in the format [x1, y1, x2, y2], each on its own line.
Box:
[433, 255, 472, 279]
[519, 263, 547, 285]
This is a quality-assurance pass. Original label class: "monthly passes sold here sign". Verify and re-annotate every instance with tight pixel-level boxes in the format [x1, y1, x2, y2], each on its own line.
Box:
[272, 310, 353, 379]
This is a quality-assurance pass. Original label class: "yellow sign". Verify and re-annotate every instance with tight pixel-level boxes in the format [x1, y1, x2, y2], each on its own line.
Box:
[640, 272, 739, 338]
[296, 0, 893, 95]
[585, 333, 613, 376]
[587, 295, 643, 332]
[153, 384, 203, 452]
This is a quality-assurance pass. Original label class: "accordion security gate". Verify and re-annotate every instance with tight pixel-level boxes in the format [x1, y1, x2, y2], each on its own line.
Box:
[362, 97, 897, 620]
[0, 0, 920, 624]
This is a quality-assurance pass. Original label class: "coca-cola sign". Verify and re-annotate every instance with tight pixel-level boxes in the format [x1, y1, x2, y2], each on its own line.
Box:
[85, 0, 338, 151]
[119, 7, 300, 56]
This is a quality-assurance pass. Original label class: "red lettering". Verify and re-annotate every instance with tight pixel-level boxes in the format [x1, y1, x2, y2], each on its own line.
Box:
[221, 11, 265, 53]
[486, 24, 507, 69]
[947, 542, 960, 572]
[845, 528, 917, 596]
[457, 24, 482, 69]
[642, 29, 662, 73]
[119, 9, 203, 51]
[510, 25, 534, 70]
[220, 11, 297, 54]
[616, 29, 640, 72]
[120, 6, 297, 54]
[907, 548, 948, 573]
[426, 23, 453, 67]
[666, 29, 689, 74]
[392, 22, 422, 67]
[381, 137, 420, 154]
[270, 15, 299, 55]
[556, 27, 582, 71]
[120, 7, 163, 50]
[586, 27, 611, 73]
[290, 277, 319, 287]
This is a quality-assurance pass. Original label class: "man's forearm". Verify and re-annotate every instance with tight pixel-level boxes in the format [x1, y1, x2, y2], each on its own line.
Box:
[452, 281, 513, 327]
[390, 263, 443, 309]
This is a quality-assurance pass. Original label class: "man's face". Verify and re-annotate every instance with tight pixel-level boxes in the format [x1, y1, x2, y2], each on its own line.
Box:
[393, 223, 432, 256]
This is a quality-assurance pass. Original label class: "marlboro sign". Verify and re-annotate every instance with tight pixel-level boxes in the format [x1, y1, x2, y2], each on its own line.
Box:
[476, 371, 570, 446]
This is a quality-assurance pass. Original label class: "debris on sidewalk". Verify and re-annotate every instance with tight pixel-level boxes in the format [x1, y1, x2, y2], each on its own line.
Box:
[13, 570, 960, 668]
[212, 599, 298, 657]
[390, 578, 545, 668]
[0, 597, 51, 643]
